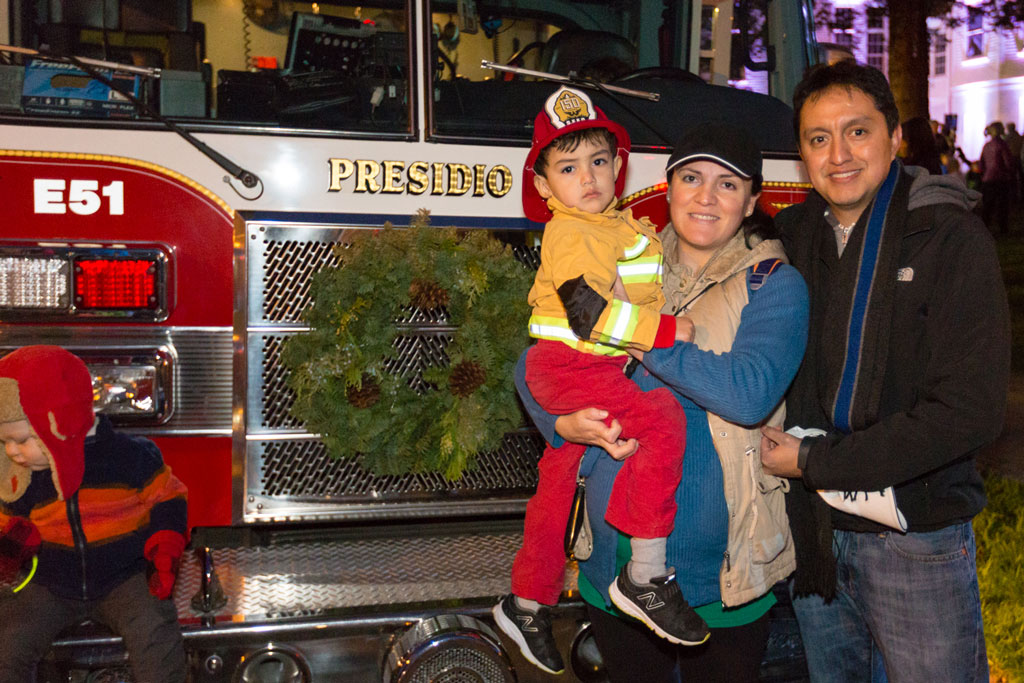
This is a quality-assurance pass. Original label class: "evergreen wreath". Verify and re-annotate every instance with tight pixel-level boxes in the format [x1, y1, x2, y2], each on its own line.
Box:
[281, 211, 534, 480]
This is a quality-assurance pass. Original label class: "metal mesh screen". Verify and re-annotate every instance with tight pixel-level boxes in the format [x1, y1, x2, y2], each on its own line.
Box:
[261, 238, 344, 323]
[257, 433, 542, 498]
[259, 331, 455, 430]
[248, 225, 546, 517]
[410, 650, 505, 683]
[258, 237, 533, 325]
[260, 334, 302, 430]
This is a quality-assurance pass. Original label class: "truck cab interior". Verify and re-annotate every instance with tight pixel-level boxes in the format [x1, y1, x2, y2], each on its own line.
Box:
[2, 0, 809, 152]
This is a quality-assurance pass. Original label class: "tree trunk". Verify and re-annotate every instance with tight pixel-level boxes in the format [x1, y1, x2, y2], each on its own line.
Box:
[887, 0, 932, 122]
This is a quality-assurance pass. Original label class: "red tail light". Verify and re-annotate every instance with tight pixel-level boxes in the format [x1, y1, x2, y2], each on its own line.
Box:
[75, 259, 158, 310]
[0, 243, 169, 321]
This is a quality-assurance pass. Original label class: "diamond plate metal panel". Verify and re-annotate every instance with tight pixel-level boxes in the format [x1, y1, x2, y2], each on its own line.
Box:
[174, 529, 577, 621]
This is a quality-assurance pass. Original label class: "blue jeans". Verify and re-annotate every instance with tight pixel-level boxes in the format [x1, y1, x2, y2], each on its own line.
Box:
[791, 522, 987, 683]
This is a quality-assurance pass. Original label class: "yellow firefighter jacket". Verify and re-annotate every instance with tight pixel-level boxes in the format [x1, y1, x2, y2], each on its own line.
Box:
[527, 197, 668, 356]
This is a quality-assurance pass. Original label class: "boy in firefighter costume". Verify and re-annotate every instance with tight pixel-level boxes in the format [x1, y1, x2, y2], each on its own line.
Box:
[493, 87, 707, 674]
[0, 345, 188, 683]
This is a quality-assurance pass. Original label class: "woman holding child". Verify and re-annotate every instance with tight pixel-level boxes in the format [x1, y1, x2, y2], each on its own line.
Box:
[517, 122, 809, 681]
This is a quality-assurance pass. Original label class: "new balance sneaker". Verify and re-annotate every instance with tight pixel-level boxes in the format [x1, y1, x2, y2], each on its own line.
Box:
[608, 564, 710, 646]
[491, 594, 565, 675]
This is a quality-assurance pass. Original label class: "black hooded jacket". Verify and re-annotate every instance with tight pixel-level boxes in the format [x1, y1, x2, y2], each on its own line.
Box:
[776, 166, 1010, 595]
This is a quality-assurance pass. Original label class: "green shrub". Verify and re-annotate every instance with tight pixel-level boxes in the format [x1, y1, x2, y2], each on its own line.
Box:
[976, 473, 1024, 681]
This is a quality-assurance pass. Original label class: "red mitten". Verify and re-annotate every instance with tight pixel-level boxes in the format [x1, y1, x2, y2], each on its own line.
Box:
[143, 530, 185, 600]
[0, 517, 40, 585]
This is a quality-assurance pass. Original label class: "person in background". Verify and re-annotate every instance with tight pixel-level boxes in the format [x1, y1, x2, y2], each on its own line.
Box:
[978, 121, 1015, 233]
[517, 122, 809, 682]
[899, 116, 944, 175]
[0, 346, 188, 683]
[930, 119, 952, 160]
[763, 60, 1009, 682]
[1003, 122, 1023, 198]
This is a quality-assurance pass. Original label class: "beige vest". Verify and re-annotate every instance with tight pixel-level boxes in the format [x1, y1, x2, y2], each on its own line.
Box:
[662, 228, 796, 607]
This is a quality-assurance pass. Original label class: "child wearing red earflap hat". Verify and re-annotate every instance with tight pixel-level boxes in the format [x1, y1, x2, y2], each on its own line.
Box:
[0, 345, 188, 683]
[492, 87, 708, 675]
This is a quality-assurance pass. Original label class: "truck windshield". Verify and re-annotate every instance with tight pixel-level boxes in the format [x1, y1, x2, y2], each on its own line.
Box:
[430, 0, 810, 151]
[3, 1, 413, 133]
[1, 0, 811, 145]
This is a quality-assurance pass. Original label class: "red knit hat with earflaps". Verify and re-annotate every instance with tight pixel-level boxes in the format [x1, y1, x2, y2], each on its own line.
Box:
[0, 346, 94, 503]
[523, 86, 631, 223]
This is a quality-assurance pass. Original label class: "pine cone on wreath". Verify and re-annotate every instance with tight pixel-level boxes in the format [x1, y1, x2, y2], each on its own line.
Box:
[409, 279, 450, 310]
[449, 360, 486, 398]
[346, 374, 381, 408]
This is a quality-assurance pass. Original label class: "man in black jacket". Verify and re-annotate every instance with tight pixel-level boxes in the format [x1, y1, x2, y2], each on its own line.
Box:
[760, 61, 1009, 682]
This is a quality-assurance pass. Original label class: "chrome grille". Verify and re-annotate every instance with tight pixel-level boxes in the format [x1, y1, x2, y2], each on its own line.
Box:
[259, 334, 302, 430]
[243, 223, 543, 522]
[256, 434, 542, 498]
[254, 330, 457, 432]
[260, 238, 343, 323]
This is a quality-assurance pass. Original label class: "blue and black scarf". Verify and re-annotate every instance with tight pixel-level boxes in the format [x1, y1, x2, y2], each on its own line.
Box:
[820, 160, 905, 434]
[792, 160, 910, 599]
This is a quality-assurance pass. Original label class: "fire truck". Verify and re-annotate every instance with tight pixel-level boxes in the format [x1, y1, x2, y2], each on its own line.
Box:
[0, 1, 816, 680]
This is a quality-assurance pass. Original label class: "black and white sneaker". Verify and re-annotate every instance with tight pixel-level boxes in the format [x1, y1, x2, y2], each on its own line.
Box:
[609, 564, 710, 646]
[492, 594, 565, 675]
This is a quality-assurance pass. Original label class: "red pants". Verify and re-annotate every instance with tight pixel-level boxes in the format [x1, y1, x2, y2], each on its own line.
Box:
[511, 340, 686, 605]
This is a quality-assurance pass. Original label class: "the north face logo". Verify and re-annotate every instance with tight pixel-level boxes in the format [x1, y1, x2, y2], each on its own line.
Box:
[637, 591, 665, 610]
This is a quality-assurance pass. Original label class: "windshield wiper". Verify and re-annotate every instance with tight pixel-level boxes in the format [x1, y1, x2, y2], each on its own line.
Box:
[0, 43, 263, 200]
[480, 60, 672, 145]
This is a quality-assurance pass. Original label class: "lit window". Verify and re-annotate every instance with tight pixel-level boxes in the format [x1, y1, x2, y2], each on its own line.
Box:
[966, 8, 985, 59]
[866, 9, 885, 71]
[933, 34, 947, 75]
[834, 8, 854, 30]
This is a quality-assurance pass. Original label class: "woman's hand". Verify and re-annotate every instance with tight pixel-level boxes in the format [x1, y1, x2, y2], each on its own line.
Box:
[675, 316, 695, 342]
[554, 408, 638, 460]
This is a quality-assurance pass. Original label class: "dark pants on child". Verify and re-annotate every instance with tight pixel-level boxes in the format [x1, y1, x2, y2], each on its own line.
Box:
[0, 571, 186, 683]
[512, 340, 686, 605]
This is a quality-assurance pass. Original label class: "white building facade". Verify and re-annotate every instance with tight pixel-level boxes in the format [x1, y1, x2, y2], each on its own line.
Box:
[813, 0, 1024, 160]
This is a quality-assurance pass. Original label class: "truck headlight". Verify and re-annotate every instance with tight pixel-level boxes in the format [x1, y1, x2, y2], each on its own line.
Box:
[81, 348, 173, 424]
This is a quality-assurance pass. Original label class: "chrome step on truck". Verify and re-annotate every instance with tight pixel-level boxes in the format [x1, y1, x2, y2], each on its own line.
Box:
[42, 520, 589, 682]
[40, 519, 807, 682]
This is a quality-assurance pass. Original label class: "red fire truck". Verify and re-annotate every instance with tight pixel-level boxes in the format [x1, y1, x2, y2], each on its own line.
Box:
[0, 1, 815, 680]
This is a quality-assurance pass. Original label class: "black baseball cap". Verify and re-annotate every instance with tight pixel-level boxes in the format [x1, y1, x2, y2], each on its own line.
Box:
[665, 122, 763, 182]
